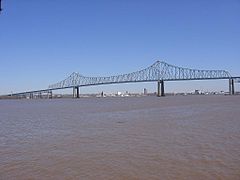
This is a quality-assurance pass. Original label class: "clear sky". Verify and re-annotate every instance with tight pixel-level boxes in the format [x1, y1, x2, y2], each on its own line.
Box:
[0, 0, 240, 95]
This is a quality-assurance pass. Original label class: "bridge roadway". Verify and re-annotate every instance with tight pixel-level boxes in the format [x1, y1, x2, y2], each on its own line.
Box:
[4, 61, 240, 98]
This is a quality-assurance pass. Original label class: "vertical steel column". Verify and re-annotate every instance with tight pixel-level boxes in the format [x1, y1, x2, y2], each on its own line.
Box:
[231, 79, 235, 95]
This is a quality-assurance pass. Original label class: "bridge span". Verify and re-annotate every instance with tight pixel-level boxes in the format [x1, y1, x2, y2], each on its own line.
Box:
[5, 61, 240, 98]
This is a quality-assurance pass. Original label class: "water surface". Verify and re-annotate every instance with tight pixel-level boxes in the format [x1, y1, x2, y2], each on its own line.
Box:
[0, 96, 240, 179]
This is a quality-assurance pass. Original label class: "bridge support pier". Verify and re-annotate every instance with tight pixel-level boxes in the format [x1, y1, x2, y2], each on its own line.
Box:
[73, 87, 80, 98]
[157, 80, 165, 97]
[30, 93, 33, 99]
[229, 79, 235, 95]
[76, 87, 80, 98]
[39, 92, 42, 99]
[48, 90, 53, 99]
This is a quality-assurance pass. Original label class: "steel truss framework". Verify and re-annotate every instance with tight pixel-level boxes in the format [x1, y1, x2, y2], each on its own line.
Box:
[48, 61, 231, 89]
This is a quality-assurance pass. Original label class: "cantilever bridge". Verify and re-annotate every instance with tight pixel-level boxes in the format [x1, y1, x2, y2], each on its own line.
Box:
[7, 61, 239, 98]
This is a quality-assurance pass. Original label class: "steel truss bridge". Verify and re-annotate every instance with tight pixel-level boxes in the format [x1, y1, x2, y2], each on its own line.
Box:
[6, 61, 240, 98]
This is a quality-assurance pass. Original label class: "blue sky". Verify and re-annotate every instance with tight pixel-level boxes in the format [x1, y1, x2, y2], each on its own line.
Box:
[0, 0, 239, 95]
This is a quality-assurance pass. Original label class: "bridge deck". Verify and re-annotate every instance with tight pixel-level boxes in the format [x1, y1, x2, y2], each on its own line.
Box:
[7, 76, 240, 96]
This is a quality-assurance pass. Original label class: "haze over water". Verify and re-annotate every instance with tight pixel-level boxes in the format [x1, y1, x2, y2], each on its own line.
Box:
[0, 95, 240, 179]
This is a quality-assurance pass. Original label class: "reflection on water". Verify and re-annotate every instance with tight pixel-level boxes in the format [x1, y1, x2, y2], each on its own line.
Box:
[0, 96, 240, 179]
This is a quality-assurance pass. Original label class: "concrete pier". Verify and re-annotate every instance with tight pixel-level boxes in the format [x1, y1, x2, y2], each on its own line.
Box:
[39, 92, 42, 99]
[76, 87, 80, 98]
[73, 87, 80, 98]
[48, 91, 53, 99]
[157, 80, 165, 97]
[229, 78, 235, 95]
[231, 79, 235, 95]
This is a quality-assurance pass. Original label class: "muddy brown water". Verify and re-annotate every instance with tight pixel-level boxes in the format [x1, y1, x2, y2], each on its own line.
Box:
[0, 95, 240, 179]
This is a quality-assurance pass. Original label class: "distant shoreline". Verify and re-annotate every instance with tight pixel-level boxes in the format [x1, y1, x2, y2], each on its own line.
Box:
[1, 92, 239, 100]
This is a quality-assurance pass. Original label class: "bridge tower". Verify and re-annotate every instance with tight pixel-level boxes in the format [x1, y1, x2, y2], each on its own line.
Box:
[157, 80, 165, 97]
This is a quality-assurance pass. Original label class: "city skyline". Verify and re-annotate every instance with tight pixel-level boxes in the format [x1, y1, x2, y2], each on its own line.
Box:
[0, 0, 240, 94]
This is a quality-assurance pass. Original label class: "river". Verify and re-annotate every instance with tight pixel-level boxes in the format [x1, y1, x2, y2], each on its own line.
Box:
[0, 95, 240, 179]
